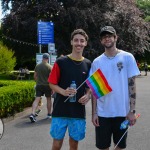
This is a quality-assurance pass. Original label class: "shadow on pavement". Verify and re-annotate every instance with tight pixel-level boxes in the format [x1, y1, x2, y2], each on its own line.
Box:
[14, 116, 51, 129]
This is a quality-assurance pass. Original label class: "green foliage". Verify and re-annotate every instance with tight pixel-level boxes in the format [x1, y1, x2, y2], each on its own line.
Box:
[0, 80, 35, 118]
[136, 0, 150, 22]
[0, 42, 16, 74]
[145, 15, 150, 22]
[135, 50, 150, 64]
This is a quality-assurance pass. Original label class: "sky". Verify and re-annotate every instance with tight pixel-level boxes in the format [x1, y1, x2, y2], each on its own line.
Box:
[0, 0, 4, 20]
[0, 2, 3, 20]
[0, 0, 11, 21]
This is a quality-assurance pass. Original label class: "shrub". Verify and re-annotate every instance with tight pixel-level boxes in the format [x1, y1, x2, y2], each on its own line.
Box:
[0, 80, 35, 118]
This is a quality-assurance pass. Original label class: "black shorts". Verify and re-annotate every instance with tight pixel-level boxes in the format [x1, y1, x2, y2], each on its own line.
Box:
[96, 117, 127, 149]
[36, 85, 51, 97]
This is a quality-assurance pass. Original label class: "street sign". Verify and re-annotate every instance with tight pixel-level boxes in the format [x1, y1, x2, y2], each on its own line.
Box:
[48, 43, 55, 53]
[50, 54, 57, 65]
[37, 21, 54, 44]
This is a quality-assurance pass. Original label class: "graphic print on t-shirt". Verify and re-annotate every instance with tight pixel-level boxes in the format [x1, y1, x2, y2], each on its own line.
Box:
[117, 61, 123, 73]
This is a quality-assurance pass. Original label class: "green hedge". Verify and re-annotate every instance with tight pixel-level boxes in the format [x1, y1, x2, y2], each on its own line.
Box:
[0, 80, 35, 118]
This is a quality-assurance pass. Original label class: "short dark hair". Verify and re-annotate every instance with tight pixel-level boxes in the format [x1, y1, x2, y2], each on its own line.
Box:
[43, 53, 49, 59]
[71, 29, 89, 41]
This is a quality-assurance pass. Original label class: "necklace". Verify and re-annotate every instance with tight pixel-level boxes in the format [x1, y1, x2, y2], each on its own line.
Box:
[104, 49, 119, 60]
[106, 55, 117, 59]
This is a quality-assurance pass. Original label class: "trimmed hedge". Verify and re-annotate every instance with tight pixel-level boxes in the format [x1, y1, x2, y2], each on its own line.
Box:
[0, 80, 35, 118]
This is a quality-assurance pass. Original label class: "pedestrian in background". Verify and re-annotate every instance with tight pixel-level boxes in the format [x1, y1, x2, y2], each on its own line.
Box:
[48, 29, 91, 150]
[144, 62, 148, 76]
[90, 26, 140, 150]
[29, 53, 52, 123]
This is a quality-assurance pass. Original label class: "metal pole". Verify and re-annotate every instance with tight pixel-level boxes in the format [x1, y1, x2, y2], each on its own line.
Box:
[50, 53, 52, 65]
[39, 44, 41, 53]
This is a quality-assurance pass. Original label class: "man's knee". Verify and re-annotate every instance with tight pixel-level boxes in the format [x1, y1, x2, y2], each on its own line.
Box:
[52, 139, 63, 150]
[69, 137, 78, 150]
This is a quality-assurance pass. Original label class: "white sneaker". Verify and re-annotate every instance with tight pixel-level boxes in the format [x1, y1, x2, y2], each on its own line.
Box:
[46, 114, 51, 119]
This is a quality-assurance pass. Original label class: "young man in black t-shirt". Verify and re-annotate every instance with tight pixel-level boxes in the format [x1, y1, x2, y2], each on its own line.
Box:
[48, 29, 91, 150]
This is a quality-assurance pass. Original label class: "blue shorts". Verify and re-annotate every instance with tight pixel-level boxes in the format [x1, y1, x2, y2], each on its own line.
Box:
[50, 117, 86, 141]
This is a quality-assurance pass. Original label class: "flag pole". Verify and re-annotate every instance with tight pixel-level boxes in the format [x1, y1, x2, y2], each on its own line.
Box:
[64, 69, 98, 103]
[113, 126, 130, 150]
[64, 79, 87, 103]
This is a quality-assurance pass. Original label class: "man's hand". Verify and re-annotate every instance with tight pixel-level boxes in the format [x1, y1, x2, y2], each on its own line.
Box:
[78, 94, 90, 105]
[62, 87, 77, 97]
[126, 112, 137, 126]
[92, 114, 99, 127]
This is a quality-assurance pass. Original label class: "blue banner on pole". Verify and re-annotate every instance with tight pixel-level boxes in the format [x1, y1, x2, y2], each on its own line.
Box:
[37, 21, 54, 44]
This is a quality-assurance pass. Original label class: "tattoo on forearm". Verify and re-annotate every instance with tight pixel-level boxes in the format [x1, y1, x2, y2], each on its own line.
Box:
[128, 77, 134, 86]
[128, 77, 136, 109]
[131, 93, 136, 99]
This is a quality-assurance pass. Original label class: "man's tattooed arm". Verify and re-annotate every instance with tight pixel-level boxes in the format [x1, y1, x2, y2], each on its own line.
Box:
[128, 77, 136, 111]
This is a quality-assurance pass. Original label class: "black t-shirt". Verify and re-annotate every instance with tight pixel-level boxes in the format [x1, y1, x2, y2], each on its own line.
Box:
[49, 56, 91, 119]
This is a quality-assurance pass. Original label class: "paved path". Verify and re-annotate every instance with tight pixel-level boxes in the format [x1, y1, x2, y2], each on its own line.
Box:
[0, 71, 150, 150]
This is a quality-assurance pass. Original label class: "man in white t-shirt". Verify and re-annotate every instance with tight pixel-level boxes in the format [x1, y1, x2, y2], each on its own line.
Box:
[90, 26, 140, 150]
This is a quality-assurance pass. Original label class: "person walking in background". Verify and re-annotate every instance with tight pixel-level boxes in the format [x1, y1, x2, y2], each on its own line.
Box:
[144, 62, 148, 76]
[33, 85, 43, 117]
[48, 29, 91, 150]
[90, 26, 140, 150]
[29, 53, 52, 123]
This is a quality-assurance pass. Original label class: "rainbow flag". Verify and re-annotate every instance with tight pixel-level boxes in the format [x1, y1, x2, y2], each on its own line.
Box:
[86, 69, 112, 99]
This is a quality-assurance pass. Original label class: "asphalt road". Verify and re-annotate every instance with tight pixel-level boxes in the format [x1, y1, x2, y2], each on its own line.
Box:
[0, 71, 150, 150]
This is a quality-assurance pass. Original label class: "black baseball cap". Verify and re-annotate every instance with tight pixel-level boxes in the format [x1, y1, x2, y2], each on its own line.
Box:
[100, 26, 116, 36]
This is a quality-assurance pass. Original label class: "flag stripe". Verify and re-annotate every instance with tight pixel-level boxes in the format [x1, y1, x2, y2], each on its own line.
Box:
[97, 69, 112, 91]
[86, 80, 100, 99]
[94, 70, 112, 94]
[90, 76, 105, 96]
[89, 77, 104, 96]
[93, 72, 109, 94]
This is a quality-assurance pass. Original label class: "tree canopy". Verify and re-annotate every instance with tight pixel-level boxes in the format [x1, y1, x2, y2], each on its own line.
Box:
[0, 0, 150, 68]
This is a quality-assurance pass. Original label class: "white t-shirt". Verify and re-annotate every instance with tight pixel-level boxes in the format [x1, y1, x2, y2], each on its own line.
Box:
[90, 50, 140, 117]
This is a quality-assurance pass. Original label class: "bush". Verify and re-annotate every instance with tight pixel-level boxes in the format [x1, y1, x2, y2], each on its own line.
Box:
[0, 80, 35, 118]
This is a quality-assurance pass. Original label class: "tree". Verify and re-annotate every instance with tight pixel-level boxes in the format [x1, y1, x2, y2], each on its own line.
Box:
[0, 0, 150, 67]
[0, 42, 16, 74]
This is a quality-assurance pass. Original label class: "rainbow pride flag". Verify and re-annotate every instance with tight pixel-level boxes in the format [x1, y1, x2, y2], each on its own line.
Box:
[86, 69, 112, 99]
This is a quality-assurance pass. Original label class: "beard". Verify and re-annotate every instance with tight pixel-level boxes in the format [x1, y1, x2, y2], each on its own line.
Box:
[102, 41, 115, 49]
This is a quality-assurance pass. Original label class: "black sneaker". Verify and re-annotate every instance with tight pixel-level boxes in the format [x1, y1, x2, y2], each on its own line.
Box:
[29, 114, 36, 123]
[35, 109, 42, 117]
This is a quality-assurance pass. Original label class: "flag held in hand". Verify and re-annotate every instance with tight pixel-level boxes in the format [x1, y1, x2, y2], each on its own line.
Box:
[86, 69, 112, 99]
